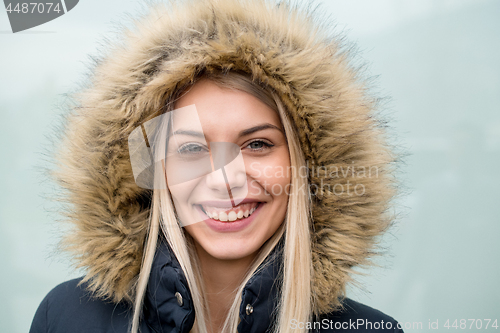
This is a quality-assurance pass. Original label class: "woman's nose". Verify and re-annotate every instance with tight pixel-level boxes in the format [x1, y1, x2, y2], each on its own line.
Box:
[205, 142, 247, 198]
[205, 162, 247, 190]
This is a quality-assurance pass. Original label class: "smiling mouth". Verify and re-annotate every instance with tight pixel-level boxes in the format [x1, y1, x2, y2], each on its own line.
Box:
[199, 202, 260, 222]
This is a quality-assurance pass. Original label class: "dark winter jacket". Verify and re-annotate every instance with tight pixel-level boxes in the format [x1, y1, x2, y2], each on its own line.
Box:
[30, 0, 400, 331]
[30, 238, 403, 333]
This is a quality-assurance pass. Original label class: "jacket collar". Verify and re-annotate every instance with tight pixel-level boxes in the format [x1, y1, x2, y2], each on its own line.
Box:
[145, 237, 283, 333]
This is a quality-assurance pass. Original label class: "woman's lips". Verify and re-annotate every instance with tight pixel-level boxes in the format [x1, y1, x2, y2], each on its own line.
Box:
[194, 202, 263, 232]
[200, 202, 259, 222]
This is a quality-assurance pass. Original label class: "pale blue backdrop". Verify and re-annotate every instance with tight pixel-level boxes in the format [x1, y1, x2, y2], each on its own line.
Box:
[1, 1, 499, 332]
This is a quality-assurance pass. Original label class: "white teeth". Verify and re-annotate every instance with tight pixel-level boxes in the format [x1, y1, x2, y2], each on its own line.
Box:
[203, 203, 259, 222]
[228, 211, 237, 222]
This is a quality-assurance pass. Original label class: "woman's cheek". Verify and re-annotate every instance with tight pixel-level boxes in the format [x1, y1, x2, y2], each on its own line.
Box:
[248, 161, 262, 178]
[248, 178, 263, 196]
[252, 167, 290, 195]
[168, 176, 199, 202]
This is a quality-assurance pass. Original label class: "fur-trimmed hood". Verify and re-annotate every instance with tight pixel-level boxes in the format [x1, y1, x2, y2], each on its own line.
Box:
[55, 0, 395, 315]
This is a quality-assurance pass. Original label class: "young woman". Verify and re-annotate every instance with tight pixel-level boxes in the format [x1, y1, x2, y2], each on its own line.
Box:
[30, 1, 402, 332]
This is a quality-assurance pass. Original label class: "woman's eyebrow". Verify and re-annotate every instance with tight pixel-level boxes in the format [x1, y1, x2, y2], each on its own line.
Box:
[239, 123, 283, 137]
[171, 129, 205, 138]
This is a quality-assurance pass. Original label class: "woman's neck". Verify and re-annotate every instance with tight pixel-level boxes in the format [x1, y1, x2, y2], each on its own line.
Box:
[194, 242, 256, 333]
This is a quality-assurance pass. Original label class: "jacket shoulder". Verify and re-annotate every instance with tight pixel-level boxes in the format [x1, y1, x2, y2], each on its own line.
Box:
[316, 298, 404, 332]
[29, 277, 132, 333]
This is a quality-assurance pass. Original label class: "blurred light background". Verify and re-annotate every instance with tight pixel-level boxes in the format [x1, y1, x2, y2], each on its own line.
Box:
[1, 0, 499, 332]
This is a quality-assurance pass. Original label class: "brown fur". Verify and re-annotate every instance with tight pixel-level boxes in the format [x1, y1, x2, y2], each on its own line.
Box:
[54, 0, 396, 315]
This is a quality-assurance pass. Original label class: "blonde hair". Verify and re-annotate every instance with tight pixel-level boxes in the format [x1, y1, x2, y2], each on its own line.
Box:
[131, 72, 313, 333]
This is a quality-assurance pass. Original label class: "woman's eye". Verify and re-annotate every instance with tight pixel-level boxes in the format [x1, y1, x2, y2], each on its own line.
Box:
[177, 143, 207, 154]
[246, 140, 274, 151]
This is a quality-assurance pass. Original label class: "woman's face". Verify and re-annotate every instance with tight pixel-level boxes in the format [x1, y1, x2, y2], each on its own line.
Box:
[168, 79, 290, 261]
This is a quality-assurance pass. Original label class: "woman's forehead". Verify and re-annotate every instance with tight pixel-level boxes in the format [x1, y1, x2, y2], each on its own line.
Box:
[172, 80, 282, 134]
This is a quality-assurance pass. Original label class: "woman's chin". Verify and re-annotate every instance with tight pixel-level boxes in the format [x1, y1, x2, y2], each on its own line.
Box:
[197, 239, 259, 262]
